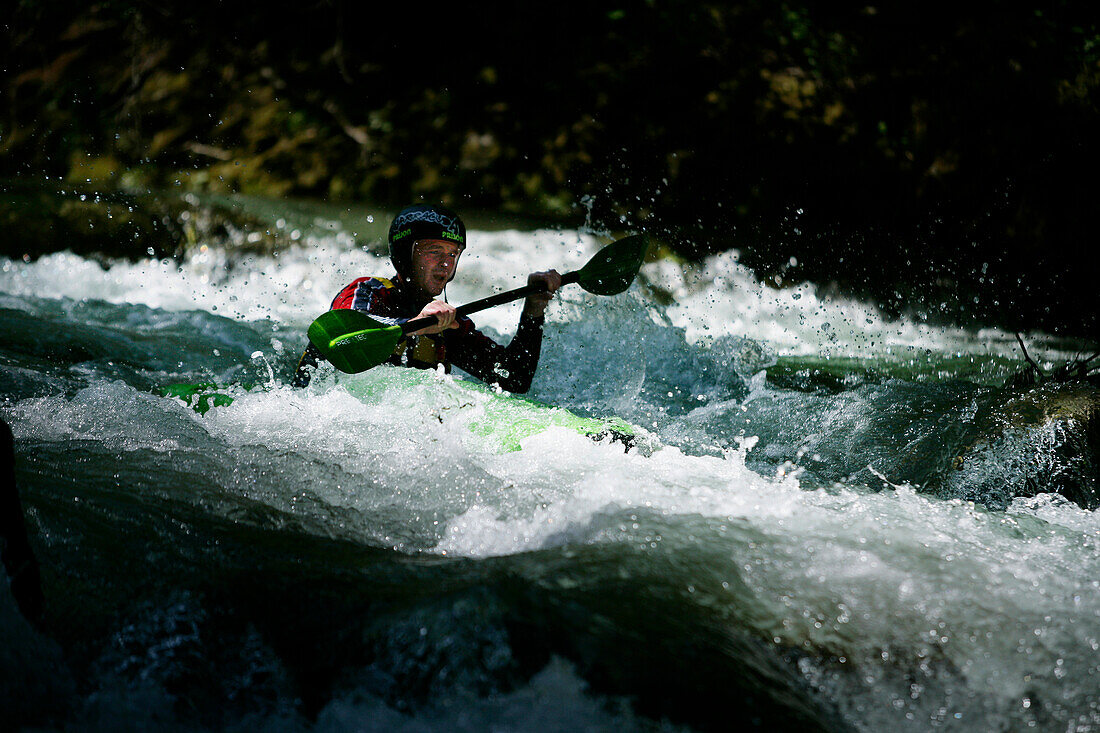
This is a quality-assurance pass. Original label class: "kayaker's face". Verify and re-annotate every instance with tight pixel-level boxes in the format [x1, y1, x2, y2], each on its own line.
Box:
[411, 239, 463, 296]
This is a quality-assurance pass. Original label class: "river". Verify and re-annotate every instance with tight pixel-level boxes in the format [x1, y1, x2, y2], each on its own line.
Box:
[2, 199, 1097, 731]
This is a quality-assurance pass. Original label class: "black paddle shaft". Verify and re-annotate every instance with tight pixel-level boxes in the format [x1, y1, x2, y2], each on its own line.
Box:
[399, 271, 581, 335]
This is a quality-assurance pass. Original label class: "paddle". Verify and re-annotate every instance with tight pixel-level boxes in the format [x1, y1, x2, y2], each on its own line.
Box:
[308, 233, 649, 374]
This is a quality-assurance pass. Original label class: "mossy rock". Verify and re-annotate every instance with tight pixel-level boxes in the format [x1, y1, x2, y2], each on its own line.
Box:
[0, 182, 290, 262]
[938, 381, 1099, 509]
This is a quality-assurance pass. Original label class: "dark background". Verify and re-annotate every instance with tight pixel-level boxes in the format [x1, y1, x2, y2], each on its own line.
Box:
[3, 0, 1097, 338]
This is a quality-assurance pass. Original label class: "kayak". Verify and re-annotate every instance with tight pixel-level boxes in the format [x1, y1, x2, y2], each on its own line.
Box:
[439, 381, 638, 453]
[161, 382, 235, 415]
[160, 372, 639, 453]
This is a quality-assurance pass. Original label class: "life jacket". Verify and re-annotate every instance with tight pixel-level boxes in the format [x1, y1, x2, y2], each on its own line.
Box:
[331, 275, 451, 371]
[397, 331, 449, 371]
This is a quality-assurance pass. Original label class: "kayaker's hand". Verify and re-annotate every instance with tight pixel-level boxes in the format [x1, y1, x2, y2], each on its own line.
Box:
[411, 300, 459, 335]
[522, 269, 561, 318]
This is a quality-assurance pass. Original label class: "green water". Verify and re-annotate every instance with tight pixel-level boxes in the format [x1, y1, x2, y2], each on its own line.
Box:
[1, 197, 1097, 732]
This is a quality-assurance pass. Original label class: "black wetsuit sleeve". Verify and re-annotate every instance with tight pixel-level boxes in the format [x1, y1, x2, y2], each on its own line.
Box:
[291, 342, 323, 388]
[449, 314, 546, 393]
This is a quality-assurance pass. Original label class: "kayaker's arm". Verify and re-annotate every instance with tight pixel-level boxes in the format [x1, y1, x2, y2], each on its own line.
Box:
[449, 314, 546, 394]
[520, 270, 562, 319]
[441, 270, 557, 393]
[407, 299, 459, 336]
[292, 342, 324, 388]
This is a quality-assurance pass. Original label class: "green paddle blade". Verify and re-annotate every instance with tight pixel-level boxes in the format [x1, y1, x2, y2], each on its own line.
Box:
[575, 234, 649, 295]
[308, 309, 404, 373]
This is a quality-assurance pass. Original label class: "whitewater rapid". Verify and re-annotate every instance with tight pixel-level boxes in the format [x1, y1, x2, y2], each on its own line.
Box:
[2, 218, 1098, 731]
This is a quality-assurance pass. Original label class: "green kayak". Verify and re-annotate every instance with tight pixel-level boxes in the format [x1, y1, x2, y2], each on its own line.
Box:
[160, 382, 235, 415]
[160, 371, 638, 453]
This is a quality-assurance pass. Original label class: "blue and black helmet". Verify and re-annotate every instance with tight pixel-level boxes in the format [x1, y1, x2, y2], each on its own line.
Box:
[387, 204, 466, 277]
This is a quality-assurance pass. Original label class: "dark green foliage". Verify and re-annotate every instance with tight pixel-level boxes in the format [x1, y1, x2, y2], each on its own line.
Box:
[2, 0, 1097, 335]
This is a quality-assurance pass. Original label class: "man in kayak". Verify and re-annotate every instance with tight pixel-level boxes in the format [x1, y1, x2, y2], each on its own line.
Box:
[293, 204, 561, 393]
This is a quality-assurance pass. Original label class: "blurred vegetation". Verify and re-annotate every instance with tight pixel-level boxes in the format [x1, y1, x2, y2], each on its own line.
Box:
[2, 0, 1097, 336]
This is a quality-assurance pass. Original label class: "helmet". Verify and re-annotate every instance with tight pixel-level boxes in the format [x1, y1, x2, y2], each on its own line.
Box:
[387, 204, 466, 277]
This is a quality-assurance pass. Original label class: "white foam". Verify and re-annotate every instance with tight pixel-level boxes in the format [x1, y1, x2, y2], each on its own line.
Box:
[4, 225, 1098, 729]
[650, 249, 1079, 363]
